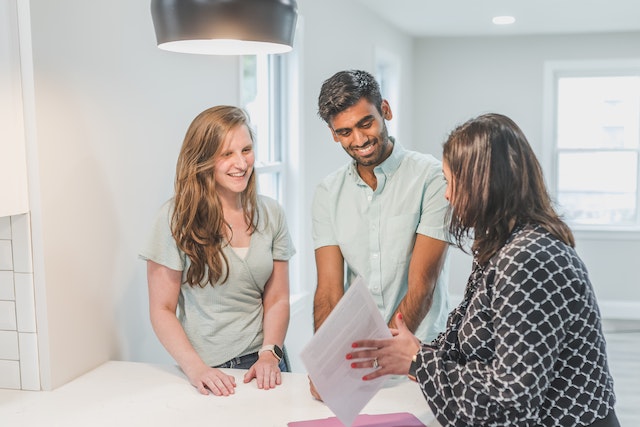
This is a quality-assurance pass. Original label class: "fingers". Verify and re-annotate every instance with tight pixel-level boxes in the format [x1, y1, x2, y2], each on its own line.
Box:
[348, 356, 380, 370]
[194, 362, 285, 396]
[395, 312, 410, 332]
[256, 369, 281, 390]
[308, 377, 323, 401]
[248, 360, 282, 390]
[348, 357, 386, 381]
[201, 373, 236, 396]
[243, 366, 256, 383]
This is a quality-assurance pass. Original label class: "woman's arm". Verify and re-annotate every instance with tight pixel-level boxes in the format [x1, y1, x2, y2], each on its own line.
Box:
[147, 260, 237, 396]
[243, 260, 290, 389]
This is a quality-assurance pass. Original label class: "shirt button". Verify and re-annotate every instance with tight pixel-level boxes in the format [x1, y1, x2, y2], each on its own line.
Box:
[367, 195, 372, 201]
[372, 253, 379, 259]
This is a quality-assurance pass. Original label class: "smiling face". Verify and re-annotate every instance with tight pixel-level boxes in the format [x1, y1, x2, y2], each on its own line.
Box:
[329, 98, 393, 168]
[214, 124, 255, 199]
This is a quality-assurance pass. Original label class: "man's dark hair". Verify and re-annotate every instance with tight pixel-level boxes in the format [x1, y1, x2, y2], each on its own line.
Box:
[317, 70, 383, 124]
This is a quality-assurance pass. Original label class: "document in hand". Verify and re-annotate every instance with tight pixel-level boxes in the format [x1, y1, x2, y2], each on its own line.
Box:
[300, 277, 393, 427]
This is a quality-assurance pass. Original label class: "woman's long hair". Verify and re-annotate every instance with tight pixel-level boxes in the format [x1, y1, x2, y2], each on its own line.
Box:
[171, 106, 258, 287]
[443, 113, 574, 265]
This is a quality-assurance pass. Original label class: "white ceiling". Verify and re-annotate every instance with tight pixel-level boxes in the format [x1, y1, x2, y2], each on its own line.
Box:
[353, 0, 640, 37]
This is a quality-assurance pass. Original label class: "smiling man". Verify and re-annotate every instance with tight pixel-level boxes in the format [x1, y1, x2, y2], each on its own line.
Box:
[309, 70, 451, 399]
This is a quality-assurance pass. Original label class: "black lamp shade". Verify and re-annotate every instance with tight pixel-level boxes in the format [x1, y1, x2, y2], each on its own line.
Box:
[151, 0, 298, 55]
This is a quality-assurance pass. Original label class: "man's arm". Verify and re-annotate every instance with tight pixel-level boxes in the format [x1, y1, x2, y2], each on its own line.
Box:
[390, 234, 448, 333]
[310, 245, 345, 400]
[313, 245, 345, 331]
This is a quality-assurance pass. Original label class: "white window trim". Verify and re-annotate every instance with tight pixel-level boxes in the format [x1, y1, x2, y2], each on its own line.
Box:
[237, 20, 305, 296]
[542, 58, 640, 237]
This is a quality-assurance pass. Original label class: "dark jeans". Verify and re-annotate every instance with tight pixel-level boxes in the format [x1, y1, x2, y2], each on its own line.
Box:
[214, 350, 289, 372]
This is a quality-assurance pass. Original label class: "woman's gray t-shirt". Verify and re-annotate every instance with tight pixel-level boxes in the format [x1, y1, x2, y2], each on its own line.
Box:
[139, 195, 295, 366]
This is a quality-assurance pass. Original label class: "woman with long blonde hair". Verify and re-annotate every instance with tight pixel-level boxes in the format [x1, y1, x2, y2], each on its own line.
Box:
[141, 106, 295, 396]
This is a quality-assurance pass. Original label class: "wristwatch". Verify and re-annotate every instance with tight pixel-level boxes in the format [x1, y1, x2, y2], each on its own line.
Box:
[407, 352, 419, 382]
[258, 344, 283, 362]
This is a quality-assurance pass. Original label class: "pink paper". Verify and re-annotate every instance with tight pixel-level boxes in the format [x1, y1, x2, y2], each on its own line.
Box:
[288, 412, 426, 427]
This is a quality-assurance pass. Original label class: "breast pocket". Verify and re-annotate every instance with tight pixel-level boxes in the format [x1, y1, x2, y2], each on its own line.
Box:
[382, 212, 419, 264]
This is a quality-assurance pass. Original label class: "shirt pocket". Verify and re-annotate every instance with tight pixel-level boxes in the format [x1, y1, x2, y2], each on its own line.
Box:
[382, 212, 419, 264]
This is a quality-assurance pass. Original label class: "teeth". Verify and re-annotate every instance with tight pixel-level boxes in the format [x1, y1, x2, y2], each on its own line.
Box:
[355, 144, 375, 154]
[229, 172, 245, 177]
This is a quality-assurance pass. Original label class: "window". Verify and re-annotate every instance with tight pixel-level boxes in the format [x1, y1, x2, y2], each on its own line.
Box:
[240, 31, 302, 293]
[546, 61, 640, 229]
[241, 54, 286, 202]
[375, 47, 400, 138]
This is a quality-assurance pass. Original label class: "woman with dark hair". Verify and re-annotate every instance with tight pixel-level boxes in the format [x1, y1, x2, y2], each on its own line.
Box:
[347, 113, 619, 426]
[140, 106, 295, 396]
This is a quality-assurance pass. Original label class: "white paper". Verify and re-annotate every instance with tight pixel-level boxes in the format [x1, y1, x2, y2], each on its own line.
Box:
[301, 277, 393, 427]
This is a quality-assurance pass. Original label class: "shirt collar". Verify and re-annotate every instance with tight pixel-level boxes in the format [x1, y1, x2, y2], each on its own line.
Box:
[348, 137, 403, 183]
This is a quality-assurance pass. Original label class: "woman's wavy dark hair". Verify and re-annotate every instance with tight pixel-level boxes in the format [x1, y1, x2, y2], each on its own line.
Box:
[443, 113, 574, 265]
[171, 106, 257, 287]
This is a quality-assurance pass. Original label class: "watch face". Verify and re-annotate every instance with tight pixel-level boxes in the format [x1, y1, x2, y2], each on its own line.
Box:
[274, 345, 284, 359]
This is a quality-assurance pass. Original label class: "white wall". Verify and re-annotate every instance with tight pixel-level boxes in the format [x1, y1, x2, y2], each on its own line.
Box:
[0, 0, 29, 217]
[27, 0, 241, 388]
[21, 0, 415, 388]
[412, 33, 640, 312]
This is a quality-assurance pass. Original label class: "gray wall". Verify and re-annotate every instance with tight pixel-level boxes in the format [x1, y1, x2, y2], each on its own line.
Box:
[412, 33, 640, 309]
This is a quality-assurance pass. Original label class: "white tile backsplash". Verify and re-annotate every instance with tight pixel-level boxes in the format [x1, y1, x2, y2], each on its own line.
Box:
[0, 214, 38, 390]
[0, 330, 19, 359]
[0, 300, 17, 330]
[19, 332, 40, 390]
[0, 270, 14, 300]
[10, 214, 32, 273]
[0, 360, 21, 389]
[0, 217, 11, 239]
[14, 273, 36, 333]
[0, 240, 13, 270]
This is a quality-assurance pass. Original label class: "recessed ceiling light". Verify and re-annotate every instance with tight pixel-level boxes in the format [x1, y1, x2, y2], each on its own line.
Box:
[492, 16, 516, 25]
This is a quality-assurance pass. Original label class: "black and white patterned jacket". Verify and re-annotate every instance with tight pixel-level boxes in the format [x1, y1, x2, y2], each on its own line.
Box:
[417, 224, 616, 426]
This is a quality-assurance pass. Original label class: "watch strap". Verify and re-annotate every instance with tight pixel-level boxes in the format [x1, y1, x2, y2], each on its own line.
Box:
[258, 344, 283, 362]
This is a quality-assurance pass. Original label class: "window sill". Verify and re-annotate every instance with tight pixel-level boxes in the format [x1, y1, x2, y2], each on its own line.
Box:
[572, 226, 640, 241]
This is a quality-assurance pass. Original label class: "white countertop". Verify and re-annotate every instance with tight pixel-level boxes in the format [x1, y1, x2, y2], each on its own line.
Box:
[0, 361, 439, 426]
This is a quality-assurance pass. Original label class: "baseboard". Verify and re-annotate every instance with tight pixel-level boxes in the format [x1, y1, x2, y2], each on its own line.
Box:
[598, 300, 640, 320]
[449, 295, 640, 321]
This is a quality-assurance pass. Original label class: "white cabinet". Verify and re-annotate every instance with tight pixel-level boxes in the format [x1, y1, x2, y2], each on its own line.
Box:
[0, 0, 29, 217]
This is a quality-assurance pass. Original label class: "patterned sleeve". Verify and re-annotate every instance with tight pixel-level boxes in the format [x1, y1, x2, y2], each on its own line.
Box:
[417, 234, 582, 425]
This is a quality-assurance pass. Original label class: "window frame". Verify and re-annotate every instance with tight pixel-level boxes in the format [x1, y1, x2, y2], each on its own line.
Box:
[543, 59, 640, 237]
[238, 31, 303, 293]
[241, 54, 286, 202]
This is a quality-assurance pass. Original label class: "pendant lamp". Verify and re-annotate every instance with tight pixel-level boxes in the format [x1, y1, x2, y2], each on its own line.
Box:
[150, 0, 298, 55]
